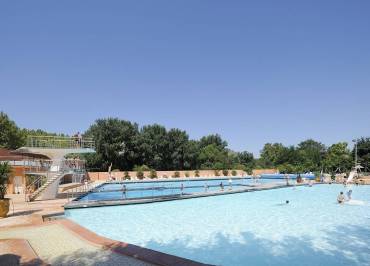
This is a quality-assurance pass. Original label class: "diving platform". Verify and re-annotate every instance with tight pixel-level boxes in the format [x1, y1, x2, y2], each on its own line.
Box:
[14, 136, 95, 201]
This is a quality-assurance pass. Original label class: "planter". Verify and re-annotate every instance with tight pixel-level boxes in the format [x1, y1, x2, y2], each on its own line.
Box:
[0, 198, 10, 218]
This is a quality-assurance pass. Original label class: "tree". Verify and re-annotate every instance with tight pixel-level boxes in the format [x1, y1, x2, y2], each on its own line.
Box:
[135, 124, 169, 170]
[260, 143, 295, 168]
[355, 137, 370, 172]
[85, 118, 140, 171]
[296, 139, 326, 171]
[198, 144, 228, 169]
[0, 112, 25, 149]
[167, 129, 189, 170]
[199, 134, 227, 150]
[323, 142, 352, 173]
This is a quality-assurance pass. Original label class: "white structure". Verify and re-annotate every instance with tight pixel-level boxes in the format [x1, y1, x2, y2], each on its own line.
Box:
[16, 136, 95, 201]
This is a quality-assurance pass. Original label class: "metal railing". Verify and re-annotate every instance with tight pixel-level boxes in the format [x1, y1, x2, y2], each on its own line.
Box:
[24, 159, 86, 174]
[26, 135, 95, 149]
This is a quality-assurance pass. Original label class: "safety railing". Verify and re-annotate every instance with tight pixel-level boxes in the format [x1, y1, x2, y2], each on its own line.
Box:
[26, 135, 95, 149]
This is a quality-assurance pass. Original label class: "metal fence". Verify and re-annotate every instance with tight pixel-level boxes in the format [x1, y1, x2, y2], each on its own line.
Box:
[26, 135, 95, 149]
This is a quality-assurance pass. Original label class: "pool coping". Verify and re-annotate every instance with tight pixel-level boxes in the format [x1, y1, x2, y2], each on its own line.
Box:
[64, 182, 298, 209]
[55, 218, 213, 266]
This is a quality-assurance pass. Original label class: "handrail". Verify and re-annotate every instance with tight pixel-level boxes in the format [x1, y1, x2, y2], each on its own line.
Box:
[26, 135, 95, 149]
[25, 175, 46, 202]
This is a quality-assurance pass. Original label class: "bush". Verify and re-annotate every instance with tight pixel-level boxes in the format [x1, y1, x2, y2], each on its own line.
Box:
[195, 170, 200, 177]
[214, 170, 220, 176]
[231, 170, 237, 176]
[185, 172, 190, 177]
[222, 169, 229, 176]
[173, 171, 180, 178]
[123, 171, 130, 180]
[149, 170, 157, 179]
[162, 174, 168, 178]
[133, 165, 151, 172]
[136, 170, 144, 180]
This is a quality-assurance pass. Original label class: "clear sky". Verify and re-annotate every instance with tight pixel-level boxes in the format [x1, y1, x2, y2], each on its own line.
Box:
[1, 1, 369, 155]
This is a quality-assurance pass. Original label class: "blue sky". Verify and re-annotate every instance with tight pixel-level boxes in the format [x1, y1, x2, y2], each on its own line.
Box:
[1, 1, 369, 155]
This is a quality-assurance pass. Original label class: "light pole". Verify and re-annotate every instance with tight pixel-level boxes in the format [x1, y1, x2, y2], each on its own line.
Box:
[352, 139, 357, 168]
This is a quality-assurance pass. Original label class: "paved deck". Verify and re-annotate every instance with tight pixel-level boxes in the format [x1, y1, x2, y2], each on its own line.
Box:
[0, 223, 154, 266]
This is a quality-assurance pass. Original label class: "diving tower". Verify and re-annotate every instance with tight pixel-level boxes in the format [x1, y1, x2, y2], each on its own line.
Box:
[15, 136, 95, 201]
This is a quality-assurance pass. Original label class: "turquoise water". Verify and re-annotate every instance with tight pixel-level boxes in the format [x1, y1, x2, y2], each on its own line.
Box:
[66, 184, 370, 266]
[78, 178, 284, 201]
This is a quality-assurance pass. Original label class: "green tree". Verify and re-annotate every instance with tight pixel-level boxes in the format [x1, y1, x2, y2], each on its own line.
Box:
[198, 144, 228, 169]
[355, 137, 370, 172]
[323, 142, 352, 173]
[0, 112, 25, 149]
[85, 118, 140, 171]
[296, 139, 326, 171]
[136, 124, 169, 170]
[167, 129, 189, 170]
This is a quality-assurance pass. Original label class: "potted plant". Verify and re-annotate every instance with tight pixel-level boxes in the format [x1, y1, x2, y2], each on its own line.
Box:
[0, 162, 11, 218]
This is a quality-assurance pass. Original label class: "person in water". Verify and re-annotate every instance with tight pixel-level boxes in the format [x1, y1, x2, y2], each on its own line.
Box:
[337, 191, 345, 204]
[286, 200, 289, 204]
[220, 182, 224, 191]
[347, 190, 353, 200]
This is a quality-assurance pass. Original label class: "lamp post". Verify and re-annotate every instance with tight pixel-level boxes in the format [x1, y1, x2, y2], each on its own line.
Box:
[352, 139, 358, 168]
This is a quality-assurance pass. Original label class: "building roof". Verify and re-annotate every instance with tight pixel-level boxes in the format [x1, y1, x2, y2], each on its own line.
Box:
[0, 148, 49, 161]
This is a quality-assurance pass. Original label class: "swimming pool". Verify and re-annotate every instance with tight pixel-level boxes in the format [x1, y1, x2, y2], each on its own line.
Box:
[66, 184, 370, 265]
[77, 178, 285, 201]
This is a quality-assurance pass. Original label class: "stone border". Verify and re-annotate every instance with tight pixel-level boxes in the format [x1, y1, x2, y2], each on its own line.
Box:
[65, 183, 295, 209]
[56, 219, 213, 266]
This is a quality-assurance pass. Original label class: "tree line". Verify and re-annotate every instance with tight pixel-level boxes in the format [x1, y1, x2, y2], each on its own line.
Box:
[1, 112, 369, 174]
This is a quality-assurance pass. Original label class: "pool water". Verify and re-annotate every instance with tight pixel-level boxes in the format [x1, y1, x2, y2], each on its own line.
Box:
[78, 178, 285, 201]
[66, 184, 370, 266]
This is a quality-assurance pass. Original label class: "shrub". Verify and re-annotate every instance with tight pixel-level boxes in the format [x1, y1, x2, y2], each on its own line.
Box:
[173, 171, 180, 178]
[222, 169, 229, 176]
[136, 170, 144, 180]
[231, 170, 237, 176]
[123, 171, 130, 180]
[162, 174, 168, 178]
[214, 170, 220, 176]
[0, 162, 12, 199]
[195, 170, 200, 177]
[149, 170, 157, 179]
[133, 165, 151, 172]
[185, 172, 190, 177]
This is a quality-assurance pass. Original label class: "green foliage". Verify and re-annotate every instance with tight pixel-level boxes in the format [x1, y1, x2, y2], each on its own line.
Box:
[172, 171, 180, 178]
[214, 170, 220, 176]
[136, 170, 144, 180]
[149, 170, 157, 179]
[0, 112, 25, 149]
[0, 162, 12, 199]
[195, 170, 200, 177]
[355, 137, 370, 172]
[123, 171, 130, 180]
[323, 142, 353, 173]
[133, 165, 151, 172]
[231, 170, 237, 176]
[222, 169, 228, 176]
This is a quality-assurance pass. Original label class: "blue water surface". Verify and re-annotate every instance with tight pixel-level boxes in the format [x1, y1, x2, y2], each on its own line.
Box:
[66, 184, 370, 266]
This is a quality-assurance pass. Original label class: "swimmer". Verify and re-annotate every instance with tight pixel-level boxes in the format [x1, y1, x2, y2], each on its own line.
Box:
[347, 190, 352, 200]
[180, 183, 184, 194]
[337, 191, 345, 204]
[286, 200, 289, 204]
[220, 182, 224, 191]
[204, 182, 209, 192]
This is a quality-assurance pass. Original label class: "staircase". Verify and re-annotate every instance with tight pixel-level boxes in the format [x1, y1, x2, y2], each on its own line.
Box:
[28, 171, 69, 201]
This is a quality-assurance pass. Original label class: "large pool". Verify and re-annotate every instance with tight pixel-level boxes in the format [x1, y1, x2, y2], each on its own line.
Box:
[66, 184, 370, 266]
[77, 178, 285, 201]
